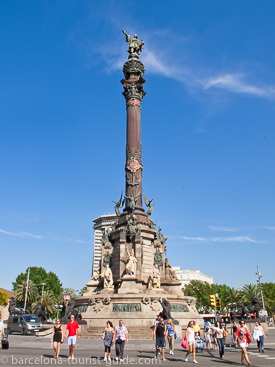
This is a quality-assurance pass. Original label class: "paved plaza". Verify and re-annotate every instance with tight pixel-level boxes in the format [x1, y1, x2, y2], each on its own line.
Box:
[0, 329, 275, 366]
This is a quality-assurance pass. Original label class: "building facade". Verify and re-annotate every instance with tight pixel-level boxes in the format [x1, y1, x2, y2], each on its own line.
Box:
[172, 266, 214, 288]
[92, 214, 117, 276]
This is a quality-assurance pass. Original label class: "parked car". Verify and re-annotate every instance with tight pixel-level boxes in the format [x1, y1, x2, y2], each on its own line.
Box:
[7, 314, 43, 335]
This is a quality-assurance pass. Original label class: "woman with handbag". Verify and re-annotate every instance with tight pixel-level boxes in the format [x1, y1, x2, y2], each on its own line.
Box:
[102, 320, 115, 362]
[235, 320, 252, 366]
[212, 321, 225, 359]
[184, 321, 198, 363]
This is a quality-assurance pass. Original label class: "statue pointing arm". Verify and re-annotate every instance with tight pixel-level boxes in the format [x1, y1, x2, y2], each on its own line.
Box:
[122, 29, 144, 56]
[122, 29, 131, 42]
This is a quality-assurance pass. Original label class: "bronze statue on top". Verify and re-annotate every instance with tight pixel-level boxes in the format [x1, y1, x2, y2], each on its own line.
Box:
[122, 30, 144, 57]
[125, 191, 140, 213]
[143, 190, 154, 217]
[113, 191, 125, 216]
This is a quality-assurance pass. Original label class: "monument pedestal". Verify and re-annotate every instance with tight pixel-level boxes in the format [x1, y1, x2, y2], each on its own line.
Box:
[77, 288, 201, 339]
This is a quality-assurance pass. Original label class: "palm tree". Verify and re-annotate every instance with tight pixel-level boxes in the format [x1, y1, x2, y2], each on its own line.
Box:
[240, 284, 260, 305]
[63, 288, 78, 298]
[41, 290, 56, 314]
[31, 290, 56, 315]
[14, 280, 38, 306]
[227, 287, 241, 304]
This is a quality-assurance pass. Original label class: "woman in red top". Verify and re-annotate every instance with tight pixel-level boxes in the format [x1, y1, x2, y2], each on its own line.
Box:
[235, 320, 252, 365]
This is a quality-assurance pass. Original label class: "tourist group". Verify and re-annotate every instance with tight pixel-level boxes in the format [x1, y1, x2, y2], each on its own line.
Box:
[50, 314, 267, 365]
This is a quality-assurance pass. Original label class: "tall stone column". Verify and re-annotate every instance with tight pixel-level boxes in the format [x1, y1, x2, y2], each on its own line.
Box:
[120, 51, 149, 224]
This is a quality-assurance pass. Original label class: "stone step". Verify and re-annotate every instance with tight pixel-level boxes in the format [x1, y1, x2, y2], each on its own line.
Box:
[81, 326, 153, 340]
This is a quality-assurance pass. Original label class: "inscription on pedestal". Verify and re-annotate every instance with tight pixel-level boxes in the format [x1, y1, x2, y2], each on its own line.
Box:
[76, 305, 88, 313]
[171, 304, 189, 312]
[113, 303, 141, 312]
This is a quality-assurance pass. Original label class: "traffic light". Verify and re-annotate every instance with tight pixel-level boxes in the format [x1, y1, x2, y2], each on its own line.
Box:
[216, 298, 221, 310]
[209, 294, 216, 307]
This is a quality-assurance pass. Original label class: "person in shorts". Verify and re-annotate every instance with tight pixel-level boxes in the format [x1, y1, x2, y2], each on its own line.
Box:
[153, 317, 167, 361]
[65, 315, 80, 360]
[184, 320, 198, 364]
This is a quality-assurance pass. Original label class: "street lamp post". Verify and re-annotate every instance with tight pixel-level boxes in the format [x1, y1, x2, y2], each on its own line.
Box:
[41, 283, 46, 303]
[54, 304, 63, 320]
[256, 265, 266, 320]
[23, 268, 30, 312]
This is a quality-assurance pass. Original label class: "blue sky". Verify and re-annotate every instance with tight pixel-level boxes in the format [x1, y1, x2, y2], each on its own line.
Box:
[1, 0, 274, 292]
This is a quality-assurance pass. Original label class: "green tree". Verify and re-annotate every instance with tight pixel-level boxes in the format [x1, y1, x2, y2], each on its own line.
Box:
[63, 288, 78, 298]
[226, 287, 241, 304]
[31, 290, 56, 314]
[14, 279, 38, 307]
[79, 287, 87, 296]
[262, 282, 275, 315]
[183, 281, 213, 312]
[13, 267, 63, 301]
[184, 282, 243, 313]
[210, 284, 232, 310]
[0, 290, 8, 306]
[240, 284, 260, 304]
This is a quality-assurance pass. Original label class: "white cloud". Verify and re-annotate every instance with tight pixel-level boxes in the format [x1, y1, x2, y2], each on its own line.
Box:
[175, 235, 258, 243]
[53, 236, 90, 245]
[75, 239, 91, 245]
[200, 73, 275, 98]
[264, 226, 275, 230]
[102, 44, 275, 99]
[20, 232, 42, 240]
[211, 236, 258, 243]
[95, 31, 275, 100]
[0, 229, 41, 239]
[208, 225, 236, 232]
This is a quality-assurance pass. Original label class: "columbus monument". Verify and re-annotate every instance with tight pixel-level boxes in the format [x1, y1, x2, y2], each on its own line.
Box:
[77, 31, 201, 338]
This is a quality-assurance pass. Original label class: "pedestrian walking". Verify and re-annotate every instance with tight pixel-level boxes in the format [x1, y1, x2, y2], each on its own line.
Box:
[65, 315, 80, 360]
[204, 324, 212, 350]
[212, 321, 225, 359]
[113, 320, 128, 362]
[204, 319, 211, 332]
[51, 319, 63, 359]
[153, 317, 167, 361]
[235, 320, 252, 366]
[167, 319, 175, 355]
[0, 315, 5, 338]
[221, 318, 227, 344]
[193, 320, 201, 335]
[253, 321, 266, 353]
[154, 315, 160, 326]
[231, 320, 237, 346]
[102, 320, 115, 362]
[184, 320, 198, 364]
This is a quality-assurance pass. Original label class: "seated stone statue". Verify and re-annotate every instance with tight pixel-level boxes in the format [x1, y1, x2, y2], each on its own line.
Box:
[125, 248, 137, 276]
[101, 264, 114, 290]
[165, 258, 179, 282]
[152, 265, 161, 289]
[92, 269, 99, 281]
